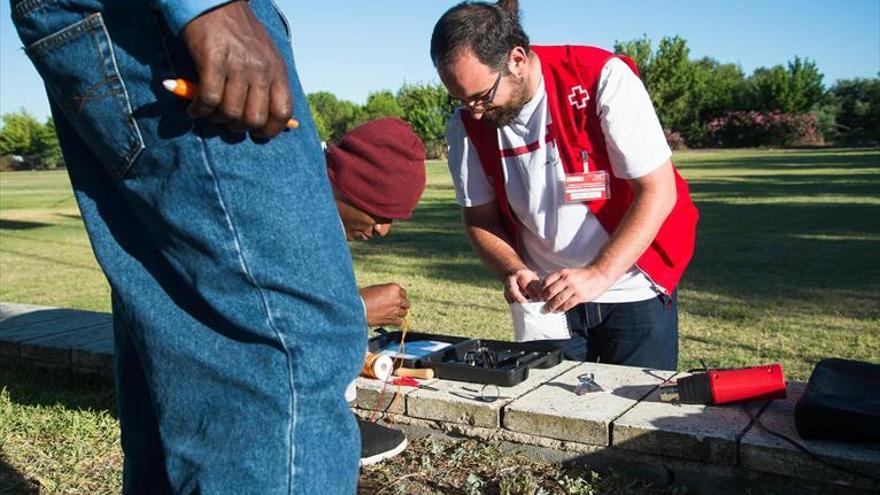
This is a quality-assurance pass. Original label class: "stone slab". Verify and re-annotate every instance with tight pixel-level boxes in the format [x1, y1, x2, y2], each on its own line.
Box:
[406, 360, 579, 428]
[503, 362, 675, 446]
[353, 375, 439, 415]
[0, 310, 111, 343]
[0, 302, 50, 321]
[740, 382, 880, 491]
[71, 337, 115, 370]
[0, 303, 85, 358]
[0, 302, 80, 329]
[19, 323, 113, 365]
[0, 339, 21, 358]
[612, 371, 761, 466]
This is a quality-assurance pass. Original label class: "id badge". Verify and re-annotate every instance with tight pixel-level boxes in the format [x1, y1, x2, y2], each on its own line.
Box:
[564, 170, 611, 203]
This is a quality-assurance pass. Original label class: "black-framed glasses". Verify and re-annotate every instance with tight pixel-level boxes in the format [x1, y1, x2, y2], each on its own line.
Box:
[448, 72, 503, 108]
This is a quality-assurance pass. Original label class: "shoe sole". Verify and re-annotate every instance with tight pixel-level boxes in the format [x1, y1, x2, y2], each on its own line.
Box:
[359, 437, 408, 467]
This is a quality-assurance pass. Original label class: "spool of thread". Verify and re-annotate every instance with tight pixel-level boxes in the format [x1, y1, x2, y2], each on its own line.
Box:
[362, 352, 393, 381]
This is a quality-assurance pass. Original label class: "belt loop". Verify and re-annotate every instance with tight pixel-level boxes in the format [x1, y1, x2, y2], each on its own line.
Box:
[582, 304, 591, 328]
[585, 303, 599, 328]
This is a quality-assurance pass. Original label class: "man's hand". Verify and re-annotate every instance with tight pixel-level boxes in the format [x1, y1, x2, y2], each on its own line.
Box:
[504, 269, 543, 304]
[181, 0, 292, 138]
[360, 283, 410, 327]
[541, 266, 614, 313]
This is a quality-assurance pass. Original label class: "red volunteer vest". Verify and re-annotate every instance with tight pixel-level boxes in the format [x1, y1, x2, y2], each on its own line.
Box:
[460, 45, 698, 295]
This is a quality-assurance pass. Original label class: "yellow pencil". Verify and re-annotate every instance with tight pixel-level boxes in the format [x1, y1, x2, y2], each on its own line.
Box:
[162, 78, 299, 129]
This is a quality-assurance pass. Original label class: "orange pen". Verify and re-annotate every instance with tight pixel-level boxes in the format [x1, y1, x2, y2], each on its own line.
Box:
[162, 78, 299, 129]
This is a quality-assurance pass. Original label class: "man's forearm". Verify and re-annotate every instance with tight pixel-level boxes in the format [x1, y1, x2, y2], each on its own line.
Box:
[464, 218, 528, 279]
[590, 161, 677, 282]
[463, 201, 543, 303]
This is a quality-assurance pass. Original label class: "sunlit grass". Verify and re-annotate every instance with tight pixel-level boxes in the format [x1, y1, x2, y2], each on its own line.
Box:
[1, 148, 878, 492]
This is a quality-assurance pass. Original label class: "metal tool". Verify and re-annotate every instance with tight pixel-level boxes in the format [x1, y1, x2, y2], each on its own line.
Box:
[575, 372, 603, 395]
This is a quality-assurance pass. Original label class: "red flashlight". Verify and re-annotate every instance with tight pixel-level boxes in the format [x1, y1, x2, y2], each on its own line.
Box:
[660, 363, 787, 405]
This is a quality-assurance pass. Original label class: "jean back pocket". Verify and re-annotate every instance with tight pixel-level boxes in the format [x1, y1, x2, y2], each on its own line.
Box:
[25, 13, 145, 179]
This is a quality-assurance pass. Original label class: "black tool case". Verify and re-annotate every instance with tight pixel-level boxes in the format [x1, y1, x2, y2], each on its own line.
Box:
[369, 329, 573, 386]
[367, 329, 469, 368]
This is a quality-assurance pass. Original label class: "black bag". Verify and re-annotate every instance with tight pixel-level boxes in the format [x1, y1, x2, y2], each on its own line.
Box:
[795, 358, 880, 443]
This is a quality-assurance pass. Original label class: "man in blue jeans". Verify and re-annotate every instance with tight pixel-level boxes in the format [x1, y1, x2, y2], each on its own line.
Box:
[11, 0, 364, 493]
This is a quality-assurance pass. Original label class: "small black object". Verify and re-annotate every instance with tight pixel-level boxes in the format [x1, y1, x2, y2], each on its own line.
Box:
[795, 358, 880, 443]
[495, 351, 527, 368]
[659, 372, 713, 404]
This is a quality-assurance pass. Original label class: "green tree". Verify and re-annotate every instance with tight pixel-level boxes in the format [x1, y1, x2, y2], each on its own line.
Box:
[0, 110, 63, 168]
[615, 37, 828, 147]
[34, 118, 63, 168]
[829, 78, 880, 144]
[747, 56, 824, 113]
[614, 35, 653, 77]
[693, 58, 748, 117]
[306, 91, 359, 144]
[643, 37, 702, 143]
[307, 98, 331, 142]
[787, 57, 825, 111]
[398, 83, 454, 158]
[0, 110, 40, 156]
[350, 90, 404, 129]
[688, 58, 749, 145]
[617, 36, 710, 143]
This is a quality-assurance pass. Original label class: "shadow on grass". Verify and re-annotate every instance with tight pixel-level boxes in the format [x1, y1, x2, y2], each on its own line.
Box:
[0, 458, 40, 495]
[0, 247, 102, 272]
[354, 150, 880, 320]
[685, 153, 880, 309]
[0, 363, 115, 493]
[690, 173, 878, 198]
[0, 457, 39, 495]
[55, 213, 82, 220]
[0, 363, 116, 416]
[0, 219, 49, 231]
[0, 231, 92, 249]
[677, 148, 878, 170]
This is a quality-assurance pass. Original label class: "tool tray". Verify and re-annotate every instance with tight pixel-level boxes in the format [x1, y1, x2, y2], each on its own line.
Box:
[369, 329, 575, 387]
[367, 329, 469, 368]
[421, 339, 564, 387]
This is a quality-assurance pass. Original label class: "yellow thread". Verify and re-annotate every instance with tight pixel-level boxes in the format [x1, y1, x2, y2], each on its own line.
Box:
[387, 312, 411, 421]
[369, 311, 412, 423]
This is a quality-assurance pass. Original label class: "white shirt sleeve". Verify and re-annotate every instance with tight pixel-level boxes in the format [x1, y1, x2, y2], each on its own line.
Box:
[446, 112, 496, 207]
[596, 58, 672, 180]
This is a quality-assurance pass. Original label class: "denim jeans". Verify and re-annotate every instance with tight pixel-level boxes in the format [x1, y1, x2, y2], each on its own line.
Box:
[563, 292, 679, 371]
[11, 1, 366, 493]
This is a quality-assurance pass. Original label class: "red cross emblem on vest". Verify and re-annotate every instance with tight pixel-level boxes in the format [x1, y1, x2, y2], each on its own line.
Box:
[568, 85, 590, 109]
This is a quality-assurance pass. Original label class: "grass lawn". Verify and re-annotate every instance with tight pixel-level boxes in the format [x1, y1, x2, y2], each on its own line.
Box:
[1, 148, 878, 493]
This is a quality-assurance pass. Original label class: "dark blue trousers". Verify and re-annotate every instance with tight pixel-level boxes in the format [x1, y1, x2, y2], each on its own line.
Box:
[563, 291, 679, 371]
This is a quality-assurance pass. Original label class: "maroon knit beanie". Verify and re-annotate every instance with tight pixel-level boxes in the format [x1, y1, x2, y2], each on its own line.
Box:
[326, 117, 427, 220]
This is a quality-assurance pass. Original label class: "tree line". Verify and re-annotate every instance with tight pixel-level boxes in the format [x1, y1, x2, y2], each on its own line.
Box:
[308, 36, 877, 154]
[308, 83, 455, 159]
[614, 36, 878, 148]
[0, 113, 62, 170]
[2, 36, 877, 169]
